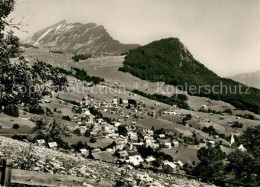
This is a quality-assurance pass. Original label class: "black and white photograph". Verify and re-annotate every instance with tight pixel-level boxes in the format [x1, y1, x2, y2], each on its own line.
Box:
[0, 0, 259, 186]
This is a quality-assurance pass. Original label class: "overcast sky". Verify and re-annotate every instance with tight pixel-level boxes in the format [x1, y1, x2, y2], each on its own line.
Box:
[9, 0, 260, 76]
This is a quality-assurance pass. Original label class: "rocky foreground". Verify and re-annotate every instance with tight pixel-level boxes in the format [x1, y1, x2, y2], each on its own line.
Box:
[0, 136, 214, 187]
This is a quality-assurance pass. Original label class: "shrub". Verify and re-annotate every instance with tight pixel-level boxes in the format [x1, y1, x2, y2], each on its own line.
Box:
[73, 128, 81, 136]
[3, 106, 19, 117]
[90, 136, 97, 143]
[231, 121, 243, 128]
[62, 115, 71, 121]
[13, 123, 20, 129]
[29, 106, 45, 115]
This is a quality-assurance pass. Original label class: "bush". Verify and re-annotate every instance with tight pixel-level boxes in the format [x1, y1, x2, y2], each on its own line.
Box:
[13, 123, 20, 129]
[90, 136, 97, 143]
[29, 106, 45, 115]
[3, 106, 19, 117]
[72, 54, 91, 62]
[85, 130, 91, 137]
[231, 121, 243, 128]
[73, 128, 81, 136]
[118, 125, 128, 136]
[62, 115, 71, 121]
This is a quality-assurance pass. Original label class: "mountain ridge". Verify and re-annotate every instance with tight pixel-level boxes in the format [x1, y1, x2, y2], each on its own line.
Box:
[228, 71, 260, 89]
[119, 37, 260, 114]
[24, 20, 140, 55]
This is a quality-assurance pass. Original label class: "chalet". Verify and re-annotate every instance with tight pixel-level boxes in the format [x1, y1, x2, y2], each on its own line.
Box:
[79, 149, 89, 156]
[172, 140, 179, 147]
[112, 98, 118, 105]
[122, 99, 128, 105]
[126, 155, 144, 166]
[145, 156, 156, 163]
[164, 142, 172, 149]
[111, 121, 121, 127]
[118, 150, 129, 158]
[79, 126, 87, 134]
[176, 160, 184, 167]
[158, 134, 166, 139]
[48, 142, 58, 149]
[238, 144, 246, 152]
[128, 132, 138, 141]
[163, 160, 176, 171]
[106, 148, 115, 154]
[92, 148, 101, 153]
[208, 141, 215, 145]
[37, 139, 46, 146]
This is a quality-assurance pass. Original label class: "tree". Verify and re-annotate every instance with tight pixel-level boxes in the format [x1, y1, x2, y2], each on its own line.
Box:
[84, 130, 91, 137]
[12, 123, 20, 129]
[226, 150, 259, 185]
[238, 126, 260, 158]
[193, 144, 226, 179]
[90, 136, 97, 143]
[118, 125, 128, 136]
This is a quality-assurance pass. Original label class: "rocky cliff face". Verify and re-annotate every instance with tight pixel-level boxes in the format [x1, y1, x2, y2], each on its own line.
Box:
[24, 20, 139, 55]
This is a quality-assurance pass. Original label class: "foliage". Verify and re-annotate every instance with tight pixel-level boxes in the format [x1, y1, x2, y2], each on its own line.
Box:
[62, 115, 71, 121]
[238, 126, 260, 158]
[3, 105, 19, 117]
[72, 67, 104, 84]
[117, 125, 128, 136]
[193, 144, 226, 179]
[72, 54, 91, 62]
[119, 38, 260, 114]
[33, 118, 70, 149]
[236, 113, 259, 121]
[137, 145, 173, 162]
[231, 121, 243, 128]
[12, 123, 20, 129]
[202, 126, 217, 136]
[73, 128, 81, 136]
[90, 136, 97, 143]
[226, 150, 259, 185]
[133, 90, 189, 109]
[29, 106, 45, 115]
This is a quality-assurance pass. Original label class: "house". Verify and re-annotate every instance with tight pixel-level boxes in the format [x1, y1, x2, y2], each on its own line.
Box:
[79, 126, 87, 134]
[208, 141, 215, 145]
[145, 156, 156, 163]
[37, 139, 46, 146]
[238, 144, 246, 152]
[92, 148, 101, 153]
[92, 151, 116, 163]
[48, 142, 57, 149]
[163, 160, 176, 171]
[158, 134, 166, 139]
[168, 111, 177, 116]
[112, 98, 118, 105]
[106, 148, 115, 154]
[172, 140, 179, 147]
[118, 150, 129, 158]
[146, 139, 159, 149]
[164, 142, 172, 149]
[111, 121, 121, 127]
[122, 99, 128, 105]
[201, 105, 207, 108]
[126, 155, 144, 166]
[176, 160, 184, 167]
[128, 132, 138, 141]
[80, 149, 89, 156]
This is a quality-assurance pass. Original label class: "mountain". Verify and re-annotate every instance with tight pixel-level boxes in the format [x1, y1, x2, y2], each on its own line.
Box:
[119, 38, 260, 114]
[24, 20, 140, 55]
[228, 71, 260, 89]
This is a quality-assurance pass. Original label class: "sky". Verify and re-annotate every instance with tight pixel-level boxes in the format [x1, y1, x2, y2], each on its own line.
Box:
[8, 0, 260, 76]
